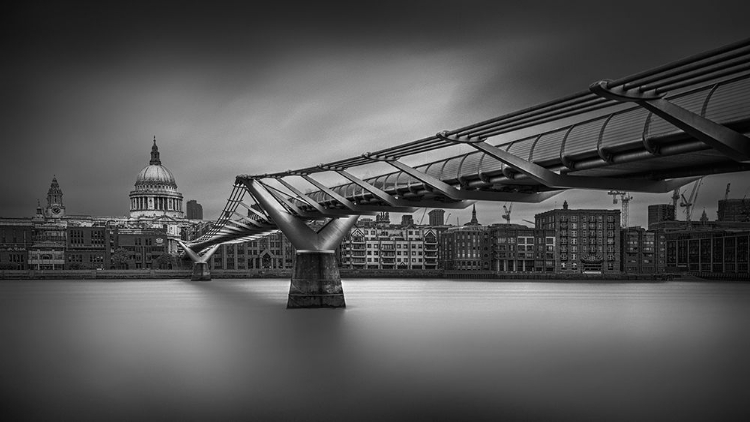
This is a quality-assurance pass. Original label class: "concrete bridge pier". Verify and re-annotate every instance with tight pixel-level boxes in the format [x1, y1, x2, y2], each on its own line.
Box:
[288, 250, 344, 308]
[191, 261, 212, 281]
[244, 179, 358, 308]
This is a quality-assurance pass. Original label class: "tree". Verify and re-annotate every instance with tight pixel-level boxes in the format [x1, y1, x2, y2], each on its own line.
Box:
[111, 248, 130, 269]
[156, 253, 175, 269]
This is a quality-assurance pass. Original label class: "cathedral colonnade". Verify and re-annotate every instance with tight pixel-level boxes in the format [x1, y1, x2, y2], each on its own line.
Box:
[129, 196, 183, 212]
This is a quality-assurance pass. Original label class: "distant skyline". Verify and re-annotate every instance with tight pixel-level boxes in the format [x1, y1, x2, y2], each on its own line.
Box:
[2, 1, 749, 226]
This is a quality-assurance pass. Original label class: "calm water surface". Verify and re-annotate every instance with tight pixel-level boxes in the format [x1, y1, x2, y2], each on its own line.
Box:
[1, 279, 749, 421]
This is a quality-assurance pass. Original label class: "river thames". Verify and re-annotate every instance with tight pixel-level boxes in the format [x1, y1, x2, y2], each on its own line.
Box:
[1, 279, 749, 421]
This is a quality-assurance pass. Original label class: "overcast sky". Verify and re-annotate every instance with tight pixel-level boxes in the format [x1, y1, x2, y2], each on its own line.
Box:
[2, 1, 749, 226]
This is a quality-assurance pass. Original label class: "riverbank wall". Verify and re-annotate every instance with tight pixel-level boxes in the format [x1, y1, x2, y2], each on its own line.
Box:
[1, 268, 737, 281]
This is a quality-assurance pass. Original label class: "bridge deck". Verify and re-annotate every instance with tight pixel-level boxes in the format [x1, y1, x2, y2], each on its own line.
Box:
[290, 74, 750, 212]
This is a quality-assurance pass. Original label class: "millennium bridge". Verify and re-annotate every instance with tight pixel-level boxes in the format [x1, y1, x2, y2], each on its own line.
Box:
[181, 37, 750, 308]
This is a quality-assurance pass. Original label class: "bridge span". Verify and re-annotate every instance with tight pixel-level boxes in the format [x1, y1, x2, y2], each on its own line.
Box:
[184, 37, 750, 308]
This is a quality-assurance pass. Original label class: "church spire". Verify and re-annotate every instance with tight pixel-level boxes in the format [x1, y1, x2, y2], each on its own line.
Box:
[467, 204, 480, 226]
[150, 136, 161, 165]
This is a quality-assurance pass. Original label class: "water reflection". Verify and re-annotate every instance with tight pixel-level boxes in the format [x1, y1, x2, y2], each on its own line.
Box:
[1, 279, 749, 421]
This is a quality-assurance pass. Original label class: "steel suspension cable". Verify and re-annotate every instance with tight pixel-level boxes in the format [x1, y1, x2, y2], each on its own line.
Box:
[467, 97, 612, 138]
[611, 37, 750, 89]
[627, 45, 750, 91]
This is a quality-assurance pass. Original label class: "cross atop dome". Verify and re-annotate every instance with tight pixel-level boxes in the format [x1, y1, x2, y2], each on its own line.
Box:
[150, 136, 161, 165]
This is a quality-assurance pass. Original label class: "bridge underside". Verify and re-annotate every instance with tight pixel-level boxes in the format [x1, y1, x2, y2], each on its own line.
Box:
[183, 38, 750, 307]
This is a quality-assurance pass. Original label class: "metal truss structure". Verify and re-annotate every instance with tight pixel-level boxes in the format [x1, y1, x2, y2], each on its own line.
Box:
[185, 37, 750, 255]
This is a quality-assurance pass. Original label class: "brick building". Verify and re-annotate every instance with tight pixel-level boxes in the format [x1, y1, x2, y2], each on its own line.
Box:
[620, 227, 666, 274]
[535, 203, 621, 274]
[0, 219, 33, 270]
[491, 225, 557, 273]
[65, 223, 111, 270]
[114, 228, 169, 269]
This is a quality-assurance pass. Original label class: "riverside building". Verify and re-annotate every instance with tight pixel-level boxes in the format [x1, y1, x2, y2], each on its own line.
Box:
[209, 231, 294, 271]
[535, 202, 621, 274]
[665, 229, 750, 277]
[491, 225, 557, 273]
[339, 224, 439, 270]
[441, 225, 491, 271]
[0, 219, 33, 270]
[620, 227, 667, 274]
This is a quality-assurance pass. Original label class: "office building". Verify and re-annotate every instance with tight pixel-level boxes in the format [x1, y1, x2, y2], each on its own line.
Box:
[187, 200, 203, 220]
[717, 199, 750, 222]
[665, 229, 750, 277]
[428, 209, 445, 226]
[647, 204, 675, 228]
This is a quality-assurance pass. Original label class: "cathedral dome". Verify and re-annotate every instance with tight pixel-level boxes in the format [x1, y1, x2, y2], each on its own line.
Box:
[129, 137, 184, 219]
[135, 164, 177, 188]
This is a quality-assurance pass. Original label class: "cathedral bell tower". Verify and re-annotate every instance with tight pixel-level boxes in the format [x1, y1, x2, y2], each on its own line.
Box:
[45, 176, 66, 219]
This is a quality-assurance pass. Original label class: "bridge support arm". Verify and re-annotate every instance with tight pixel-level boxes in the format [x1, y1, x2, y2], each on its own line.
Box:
[334, 169, 411, 208]
[275, 177, 333, 216]
[244, 179, 323, 250]
[301, 174, 358, 210]
[177, 240, 220, 264]
[590, 80, 750, 163]
[276, 176, 398, 216]
[435, 132, 698, 193]
[177, 240, 221, 281]
[296, 173, 415, 214]
[362, 153, 561, 202]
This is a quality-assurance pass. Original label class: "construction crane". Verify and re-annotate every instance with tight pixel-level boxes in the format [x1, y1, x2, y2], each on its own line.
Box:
[679, 177, 704, 227]
[502, 203, 513, 224]
[444, 213, 452, 226]
[671, 188, 680, 208]
[608, 191, 633, 228]
[671, 188, 681, 220]
[719, 183, 731, 221]
[522, 219, 535, 226]
[418, 208, 428, 225]
[724, 183, 731, 201]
